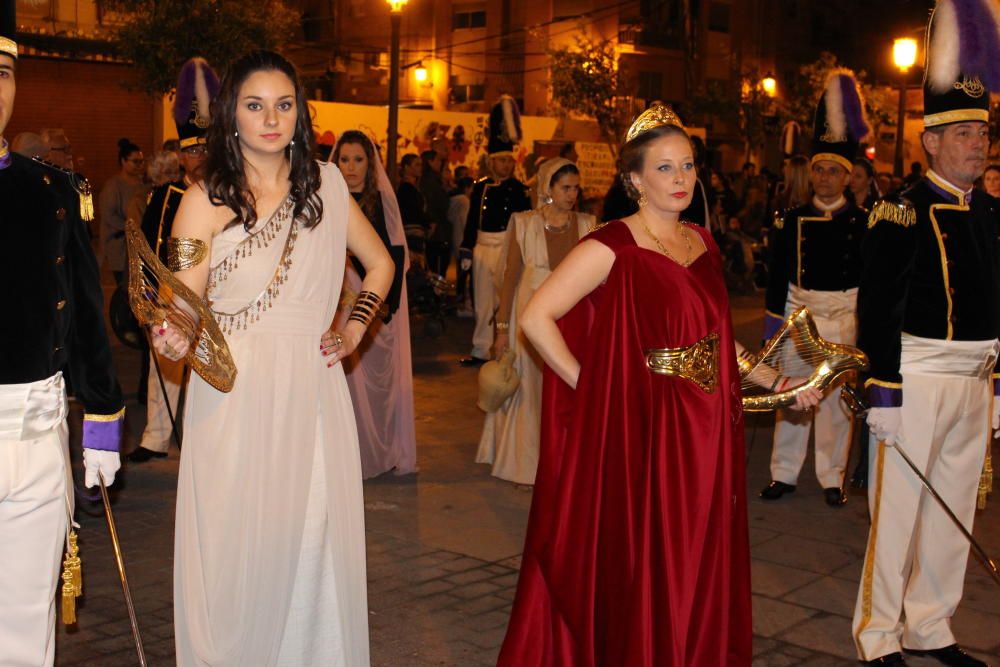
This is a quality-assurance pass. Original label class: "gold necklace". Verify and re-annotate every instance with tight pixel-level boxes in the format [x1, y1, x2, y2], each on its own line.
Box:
[641, 220, 692, 266]
[543, 207, 573, 234]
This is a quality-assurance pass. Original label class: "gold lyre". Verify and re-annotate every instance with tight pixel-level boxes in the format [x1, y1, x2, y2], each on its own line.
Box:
[125, 221, 237, 392]
[740, 307, 868, 412]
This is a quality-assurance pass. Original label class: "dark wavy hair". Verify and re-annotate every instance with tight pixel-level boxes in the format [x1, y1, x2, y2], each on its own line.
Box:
[117, 137, 141, 164]
[619, 123, 693, 201]
[206, 50, 322, 231]
[332, 130, 380, 221]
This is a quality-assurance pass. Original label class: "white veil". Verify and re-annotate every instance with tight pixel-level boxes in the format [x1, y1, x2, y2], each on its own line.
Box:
[535, 157, 574, 210]
[329, 133, 409, 270]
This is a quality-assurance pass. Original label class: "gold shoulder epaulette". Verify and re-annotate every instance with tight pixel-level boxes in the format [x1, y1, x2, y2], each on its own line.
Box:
[31, 157, 95, 222]
[868, 199, 916, 229]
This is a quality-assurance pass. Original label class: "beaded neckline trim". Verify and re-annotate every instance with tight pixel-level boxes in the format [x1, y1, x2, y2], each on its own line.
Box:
[209, 197, 299, 334]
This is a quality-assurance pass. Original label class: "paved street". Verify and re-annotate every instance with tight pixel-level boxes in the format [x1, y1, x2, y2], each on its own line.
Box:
[55, 293, 999, 666]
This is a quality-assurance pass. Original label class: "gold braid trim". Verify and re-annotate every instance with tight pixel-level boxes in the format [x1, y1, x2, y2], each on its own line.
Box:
[867, 200, 916, 229]
[979, 399, 993, 510]
[167, 238, 208, 272]
[979, 449, 993, 510]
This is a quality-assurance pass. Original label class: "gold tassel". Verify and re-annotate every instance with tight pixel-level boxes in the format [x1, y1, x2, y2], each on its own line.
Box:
[79, 180, 95, 222]
[978, 448, 993, 510]
[61, 561, 77, 624]
[67, 530, 83, 595]
[868, 200, 916, 229]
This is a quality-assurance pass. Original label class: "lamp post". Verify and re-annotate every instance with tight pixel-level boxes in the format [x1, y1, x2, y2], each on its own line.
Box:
[386, 0, 408, 185]
[893, 37, 918, 177]
[761, 74, 777, 98]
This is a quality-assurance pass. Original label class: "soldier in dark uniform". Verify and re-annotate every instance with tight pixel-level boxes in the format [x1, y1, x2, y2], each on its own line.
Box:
[129, 57, 219, 463]
[760, 70, 870, 507]
[852, 4, 1000, 664]
[0, 4, 124, 662]
[458, 95, 531, 366]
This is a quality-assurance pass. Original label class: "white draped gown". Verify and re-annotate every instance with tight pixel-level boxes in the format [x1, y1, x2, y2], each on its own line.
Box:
[173, 163, 370, 666]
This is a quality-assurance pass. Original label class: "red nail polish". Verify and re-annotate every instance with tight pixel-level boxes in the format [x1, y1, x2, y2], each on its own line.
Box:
[158, 328, 166, 335]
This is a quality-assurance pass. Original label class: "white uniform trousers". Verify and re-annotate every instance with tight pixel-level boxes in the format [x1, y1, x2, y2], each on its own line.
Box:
[139, 352, 185, 453]
[0, 373, 71, 667]
[471, 231, 506, 360]
[853, 334, 998, 661]
[770, 285, 858, 488]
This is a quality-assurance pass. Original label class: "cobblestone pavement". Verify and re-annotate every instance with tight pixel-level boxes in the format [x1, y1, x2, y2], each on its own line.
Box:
[54, 294, 999, 666]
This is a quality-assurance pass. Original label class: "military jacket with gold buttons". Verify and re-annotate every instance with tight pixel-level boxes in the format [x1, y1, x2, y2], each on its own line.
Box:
[460, 176, 531, 249]
[764, 199, 867, 336]
[858, 172, 1000, 406]
[141, 179, 188, 264]
[0, 153, 124, 415]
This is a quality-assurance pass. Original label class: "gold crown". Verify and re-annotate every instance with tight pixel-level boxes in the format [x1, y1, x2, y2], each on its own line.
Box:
[625, 105, 685, 143]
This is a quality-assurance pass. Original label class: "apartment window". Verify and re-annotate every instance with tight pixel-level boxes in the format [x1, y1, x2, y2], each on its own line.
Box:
[453, 10, 486, 29]
[709, 2, 731, 33]
[451, 82, 486, 103]
[637, 71, 664, 103]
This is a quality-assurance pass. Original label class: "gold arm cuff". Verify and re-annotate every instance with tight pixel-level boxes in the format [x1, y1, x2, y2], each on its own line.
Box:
[646, 332, 719, 393]
[348, 290, 385, 328]
[868, 200, 916, 229]
[167, 238, 208, 272]
[83, 407, 126, 422]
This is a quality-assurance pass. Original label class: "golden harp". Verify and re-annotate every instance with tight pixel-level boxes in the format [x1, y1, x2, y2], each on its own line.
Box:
[125, 221, 237, 392]
[739, 307, 868, 412]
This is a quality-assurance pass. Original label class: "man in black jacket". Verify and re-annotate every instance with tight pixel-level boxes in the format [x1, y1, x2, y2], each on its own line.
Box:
[0, 6, 124, 662]
[852, 9, 999, 664]
[458, 95, 530, 366]
[130, 57, 219, 464]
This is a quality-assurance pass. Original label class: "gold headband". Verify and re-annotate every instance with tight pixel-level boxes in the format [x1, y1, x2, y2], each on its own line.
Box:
[625, 105, 685, 143]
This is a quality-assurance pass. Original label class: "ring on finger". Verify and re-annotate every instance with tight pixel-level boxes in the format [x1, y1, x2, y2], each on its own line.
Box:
[334, 332, 343, 347]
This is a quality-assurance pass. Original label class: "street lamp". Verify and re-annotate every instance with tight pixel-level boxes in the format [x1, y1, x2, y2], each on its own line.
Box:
[386, 0, 409, 185]
[893, 37, 918, 177]
[761, 74, 777, 97]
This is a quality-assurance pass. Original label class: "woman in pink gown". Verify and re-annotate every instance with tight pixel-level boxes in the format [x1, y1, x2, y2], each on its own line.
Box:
[331, 131, 417, 478]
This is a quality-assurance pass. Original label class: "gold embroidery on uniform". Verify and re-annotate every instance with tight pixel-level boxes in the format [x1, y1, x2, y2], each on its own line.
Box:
[867, 200, 916, 229]
[796, 214, 832, 286]
[980, 393, 994, 510]
[929, 203, 966, 340]
[83, 407, 126, 422]
[954, 75, 986, 98]
[923, 109, 990, 127]
[854, 440, 887, 660]
[167, 238, 208, 272]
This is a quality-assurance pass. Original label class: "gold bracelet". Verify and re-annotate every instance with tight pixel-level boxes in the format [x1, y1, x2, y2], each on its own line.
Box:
[348, 290, 385, 328]
[495, 321, 510, 331]
[167, 238, 208, 272]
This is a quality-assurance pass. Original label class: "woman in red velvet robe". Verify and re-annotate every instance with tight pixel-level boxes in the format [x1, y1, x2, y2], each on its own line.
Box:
[497, 110, 819, 667]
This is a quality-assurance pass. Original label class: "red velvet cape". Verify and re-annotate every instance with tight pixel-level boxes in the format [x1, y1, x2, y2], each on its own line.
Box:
[498, 221, 752, 666]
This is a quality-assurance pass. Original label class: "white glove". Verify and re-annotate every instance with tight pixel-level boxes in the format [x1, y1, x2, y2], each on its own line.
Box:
[867, 407, 902, 446]
[83, 449, 121, 488]
[992, 397, 1000, 437]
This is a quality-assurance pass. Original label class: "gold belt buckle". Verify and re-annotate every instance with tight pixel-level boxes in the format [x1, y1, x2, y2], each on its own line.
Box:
[645, 332, 720, 393]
